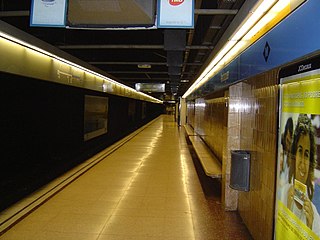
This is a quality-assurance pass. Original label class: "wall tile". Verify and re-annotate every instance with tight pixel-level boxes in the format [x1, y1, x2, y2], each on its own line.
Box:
[186, 69, 279, 240]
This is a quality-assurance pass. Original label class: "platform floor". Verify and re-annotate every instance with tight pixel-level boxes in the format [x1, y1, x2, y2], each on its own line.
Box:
[0, 115, 252, 240]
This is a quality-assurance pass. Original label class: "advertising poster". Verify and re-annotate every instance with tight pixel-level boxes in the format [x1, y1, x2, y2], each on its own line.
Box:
[275, 55, 320, 240]
[157, 0, 194, 28]
[84, 95, 108, 141]
[30, 0, 67, 27]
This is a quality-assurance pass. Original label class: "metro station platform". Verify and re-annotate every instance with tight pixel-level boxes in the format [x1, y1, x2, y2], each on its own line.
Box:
[0, 115, 252, 240]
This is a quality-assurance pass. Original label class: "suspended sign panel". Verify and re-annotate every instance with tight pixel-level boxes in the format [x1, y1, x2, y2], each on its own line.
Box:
[275, 54, 320, 239]
[157, 0, 194, 28]
[67, 0, 156, 28]
[30, 0, 67, 27]
[135, 83, 165, 92]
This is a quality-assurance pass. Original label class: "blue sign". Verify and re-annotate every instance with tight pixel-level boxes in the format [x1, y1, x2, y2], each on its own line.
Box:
[189, 0, 320, 99]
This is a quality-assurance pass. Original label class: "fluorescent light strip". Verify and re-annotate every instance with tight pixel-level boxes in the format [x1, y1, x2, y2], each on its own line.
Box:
[243, 0, 290, 41]
[0, 31, 162, 104]
[183, 0, 290, 99]
[231, 0, 277, 41]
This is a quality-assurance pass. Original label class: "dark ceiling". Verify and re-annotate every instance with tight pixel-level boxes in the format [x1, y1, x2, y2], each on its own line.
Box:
[0, 0, 245, 100]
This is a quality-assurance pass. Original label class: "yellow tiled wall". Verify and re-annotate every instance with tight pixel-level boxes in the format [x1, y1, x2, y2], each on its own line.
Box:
[187, 101, 195, 128]
[192, 91, 227, 161]
[236, 69, 278, 240]
[187, 69, 279, 240]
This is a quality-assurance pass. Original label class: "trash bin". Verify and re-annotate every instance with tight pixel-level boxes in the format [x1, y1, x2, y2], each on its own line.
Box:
[230, 150, 251, 191]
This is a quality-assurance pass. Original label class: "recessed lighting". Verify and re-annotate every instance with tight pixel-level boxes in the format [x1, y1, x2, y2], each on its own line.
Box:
[138, 64, 151, 69]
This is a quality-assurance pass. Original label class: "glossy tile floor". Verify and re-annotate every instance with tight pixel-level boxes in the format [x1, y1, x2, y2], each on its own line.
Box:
[0, 115, 252, 240]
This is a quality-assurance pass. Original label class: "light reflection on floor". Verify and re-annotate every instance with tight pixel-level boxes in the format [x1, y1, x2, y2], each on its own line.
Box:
[0, 115, 252, 240]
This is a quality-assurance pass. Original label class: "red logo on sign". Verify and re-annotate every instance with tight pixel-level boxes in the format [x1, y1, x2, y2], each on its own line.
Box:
[169, 0, 184, 6]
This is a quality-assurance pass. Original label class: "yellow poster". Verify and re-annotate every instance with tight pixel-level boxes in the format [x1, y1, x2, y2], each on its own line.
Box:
[282, 76, 320, 114]
[275, 59, 320, 239]
[276, 201, 319, 240]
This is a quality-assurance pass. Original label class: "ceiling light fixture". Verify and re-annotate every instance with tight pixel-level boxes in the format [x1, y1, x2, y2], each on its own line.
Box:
[137, 64, 151, 69]
[0, 31, 162, 104]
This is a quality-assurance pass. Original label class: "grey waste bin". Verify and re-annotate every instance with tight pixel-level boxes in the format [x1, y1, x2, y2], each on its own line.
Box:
[230, 150, 250, 191]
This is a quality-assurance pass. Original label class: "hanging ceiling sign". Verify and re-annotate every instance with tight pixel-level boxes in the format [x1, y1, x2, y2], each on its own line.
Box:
[30, 0, 67, 27]
[157, 0, 194, 28]
[135, 83, 165, 92]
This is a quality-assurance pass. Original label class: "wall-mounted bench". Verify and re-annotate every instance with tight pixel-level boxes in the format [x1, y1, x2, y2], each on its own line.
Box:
[184, 124, 197, 136]
[188, 135, 222, 179]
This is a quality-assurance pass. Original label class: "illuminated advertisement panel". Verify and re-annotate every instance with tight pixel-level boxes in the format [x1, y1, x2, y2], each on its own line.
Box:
[275, 55, 320, 239]
[135, 83, 165, 92]
[157, 0, 194, 28]
[30, 0, 67, 27]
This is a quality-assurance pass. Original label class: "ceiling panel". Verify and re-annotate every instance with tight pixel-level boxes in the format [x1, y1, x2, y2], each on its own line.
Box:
[0, 0, 245, 100]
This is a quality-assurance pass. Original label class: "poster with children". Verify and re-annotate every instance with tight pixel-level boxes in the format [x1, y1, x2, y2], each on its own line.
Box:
[275, 55, 320, 240]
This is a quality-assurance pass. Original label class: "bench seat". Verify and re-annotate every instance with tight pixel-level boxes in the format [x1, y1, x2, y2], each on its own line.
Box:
[184, 124, 197, 136]
[188, 135, 222, 178]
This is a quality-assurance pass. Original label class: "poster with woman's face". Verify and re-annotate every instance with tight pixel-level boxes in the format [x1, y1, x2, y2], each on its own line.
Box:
[275, 56, 320, 240]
